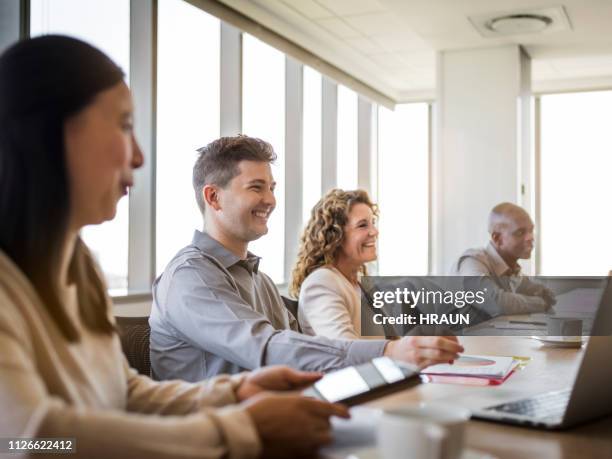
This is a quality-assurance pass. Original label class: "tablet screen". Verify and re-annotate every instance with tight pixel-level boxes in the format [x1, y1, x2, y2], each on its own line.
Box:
[313, 366, 371, 403]
[308, 357, 418, 404]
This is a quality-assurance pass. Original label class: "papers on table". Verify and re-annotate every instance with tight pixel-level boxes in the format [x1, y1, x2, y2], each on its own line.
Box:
[421, 355, 521, 385]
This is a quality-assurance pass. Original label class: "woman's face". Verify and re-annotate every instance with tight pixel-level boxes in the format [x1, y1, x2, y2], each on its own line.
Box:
[64, 81, 143, 230]
[338, 202, 378, 267]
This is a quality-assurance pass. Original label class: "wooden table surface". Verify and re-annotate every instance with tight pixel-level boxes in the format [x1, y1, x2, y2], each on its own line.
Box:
[363, 336, 612, 459]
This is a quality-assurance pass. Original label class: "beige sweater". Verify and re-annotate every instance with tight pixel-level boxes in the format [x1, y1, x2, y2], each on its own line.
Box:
[0, 250, 261, 459]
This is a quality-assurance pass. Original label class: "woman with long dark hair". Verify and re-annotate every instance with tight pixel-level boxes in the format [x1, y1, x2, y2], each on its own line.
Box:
[0, 35, 347, 459]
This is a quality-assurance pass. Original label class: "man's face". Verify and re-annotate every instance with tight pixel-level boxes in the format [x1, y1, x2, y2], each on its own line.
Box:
[215, 160, 276, 243]
[493, 211, 535, 261]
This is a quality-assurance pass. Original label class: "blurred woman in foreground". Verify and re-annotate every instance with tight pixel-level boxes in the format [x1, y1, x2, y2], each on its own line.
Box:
[0, 35, 347, 459]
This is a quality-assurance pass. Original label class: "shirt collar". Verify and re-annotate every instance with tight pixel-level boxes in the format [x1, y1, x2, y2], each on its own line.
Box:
[486, 241, 521, 277]
[192, 230, 261, 274]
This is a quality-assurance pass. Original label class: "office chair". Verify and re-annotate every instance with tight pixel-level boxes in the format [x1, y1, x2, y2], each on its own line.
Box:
[116, 316, 151, 377]
[281, 296, 301, 332]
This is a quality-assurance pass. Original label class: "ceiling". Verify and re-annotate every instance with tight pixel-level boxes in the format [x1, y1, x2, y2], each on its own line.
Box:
[218, 0, 612, 101]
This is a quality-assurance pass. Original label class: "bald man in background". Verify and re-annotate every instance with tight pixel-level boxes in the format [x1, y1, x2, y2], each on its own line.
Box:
[450, 202, 555, 315]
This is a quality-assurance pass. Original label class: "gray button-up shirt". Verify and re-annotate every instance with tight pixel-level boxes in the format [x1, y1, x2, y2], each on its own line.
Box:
[449, 241, 550, 315]
[149, 230, 387, 382]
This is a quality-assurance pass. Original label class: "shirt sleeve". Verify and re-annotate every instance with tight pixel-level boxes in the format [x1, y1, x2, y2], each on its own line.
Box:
[163, 263, 386, 372]
[516, 276, 554, 300]
[0, 292, 261, 459]
[299, 270, 361, 340]
[457, 256, 549, 315]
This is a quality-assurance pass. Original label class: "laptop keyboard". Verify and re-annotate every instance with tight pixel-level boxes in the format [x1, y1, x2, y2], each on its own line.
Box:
[485, 388, 571, 419]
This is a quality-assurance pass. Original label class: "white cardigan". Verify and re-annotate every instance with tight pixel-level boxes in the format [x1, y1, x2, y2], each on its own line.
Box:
[298, 266, 362, 339]
[0, 250, 260, 459]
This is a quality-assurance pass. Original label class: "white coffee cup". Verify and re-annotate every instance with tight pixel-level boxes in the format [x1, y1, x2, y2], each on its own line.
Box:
[547, 317, 582, 340]
[377, 404, 471, 459]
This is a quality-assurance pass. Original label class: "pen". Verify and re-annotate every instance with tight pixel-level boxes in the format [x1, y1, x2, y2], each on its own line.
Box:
[509, 320, 547, 326]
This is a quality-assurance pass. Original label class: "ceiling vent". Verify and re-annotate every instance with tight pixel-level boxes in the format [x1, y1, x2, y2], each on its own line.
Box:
[469, 6, 571, 37]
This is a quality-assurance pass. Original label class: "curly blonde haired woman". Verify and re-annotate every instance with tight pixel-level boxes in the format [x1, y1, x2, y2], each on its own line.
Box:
[290, 189, 382, 339]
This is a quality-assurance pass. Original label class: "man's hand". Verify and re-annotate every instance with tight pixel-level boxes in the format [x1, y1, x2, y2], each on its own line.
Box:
[529, 284, 557, 309]
[236, 366, 323, 401]
[383, 336, 464, 369]
[245, 393, 350, 459]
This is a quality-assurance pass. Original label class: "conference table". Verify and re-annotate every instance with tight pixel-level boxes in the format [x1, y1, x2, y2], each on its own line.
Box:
[324, 335, 612, 459]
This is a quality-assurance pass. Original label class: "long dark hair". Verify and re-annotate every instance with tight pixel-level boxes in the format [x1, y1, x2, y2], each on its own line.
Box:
[0, 35, 124, 341]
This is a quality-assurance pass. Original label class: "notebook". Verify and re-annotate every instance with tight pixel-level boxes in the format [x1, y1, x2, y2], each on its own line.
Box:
[421, 355, 517, 380]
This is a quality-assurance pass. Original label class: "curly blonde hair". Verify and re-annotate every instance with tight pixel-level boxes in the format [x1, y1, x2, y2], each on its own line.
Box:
[289, 188, 378, 298]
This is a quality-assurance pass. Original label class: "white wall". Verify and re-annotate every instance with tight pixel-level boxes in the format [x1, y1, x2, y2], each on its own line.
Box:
[433, 45, 531, 274]
[114, 301, 152, 317]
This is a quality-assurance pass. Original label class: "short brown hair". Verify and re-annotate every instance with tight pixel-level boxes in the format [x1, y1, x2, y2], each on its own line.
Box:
[193, 135, 277, 214]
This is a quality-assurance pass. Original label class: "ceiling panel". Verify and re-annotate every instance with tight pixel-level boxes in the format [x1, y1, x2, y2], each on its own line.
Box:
[221, 0, 612, 97]
[344, 36, 385, 54]
[370, 33, 430, 53]
[280, 0, 334, 20]
[314, 0, 385, 17]
[531, 61, 559, 80]
[367, 52, 411, 69]
[342, 12, 401, 36]
[315, 17, 362, 39]
[397, 50, 436, 68]
[549, 55, 612, 70]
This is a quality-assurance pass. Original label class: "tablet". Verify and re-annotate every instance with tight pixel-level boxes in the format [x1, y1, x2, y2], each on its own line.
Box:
[303, 357, 420, 406]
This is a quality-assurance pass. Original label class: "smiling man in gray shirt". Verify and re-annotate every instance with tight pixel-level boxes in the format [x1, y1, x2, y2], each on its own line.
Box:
[149, 135, 462, 382]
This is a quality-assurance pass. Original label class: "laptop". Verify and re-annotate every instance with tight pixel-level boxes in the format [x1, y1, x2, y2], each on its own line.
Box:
[472, 277, 612, 429]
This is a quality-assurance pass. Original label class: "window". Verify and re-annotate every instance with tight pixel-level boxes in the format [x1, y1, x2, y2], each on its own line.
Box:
[30, 0, 130, 294]
[26, 1, 384, 291]
[302, 66, 322, 224]
[377, 103, 429, 276]
[242, 34, 286, 283]
[337, 85, 358, 190]
[156, 0, 220, 274]
[539, 91, 612, 275]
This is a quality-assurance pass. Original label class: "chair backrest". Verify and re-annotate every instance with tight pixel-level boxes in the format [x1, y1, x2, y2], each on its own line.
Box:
[116, 316, 151, 377]
[281, 296, 301, 332]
